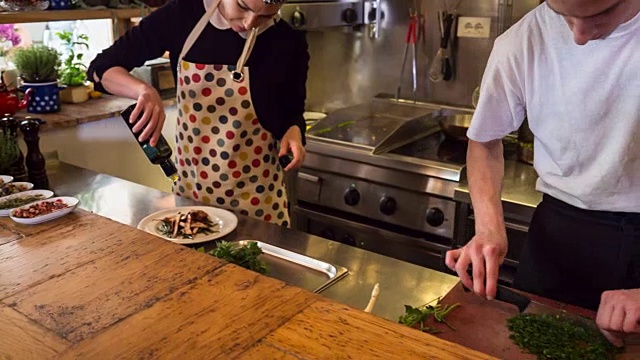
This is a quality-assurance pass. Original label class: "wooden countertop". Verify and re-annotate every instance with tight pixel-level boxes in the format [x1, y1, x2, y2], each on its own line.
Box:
[14, 95, 176, 132]
[0, 209, 494, 359]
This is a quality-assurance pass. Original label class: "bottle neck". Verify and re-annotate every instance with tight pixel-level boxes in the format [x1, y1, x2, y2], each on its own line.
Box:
[159, 158, 179, 182]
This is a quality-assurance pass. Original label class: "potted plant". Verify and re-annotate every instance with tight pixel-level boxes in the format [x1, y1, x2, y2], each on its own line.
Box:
[12, 44, 62, 114]
[57, 30, 91, 104]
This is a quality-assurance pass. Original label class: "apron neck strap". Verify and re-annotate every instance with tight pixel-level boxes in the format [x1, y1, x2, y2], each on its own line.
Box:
[180, 0, 222, 60]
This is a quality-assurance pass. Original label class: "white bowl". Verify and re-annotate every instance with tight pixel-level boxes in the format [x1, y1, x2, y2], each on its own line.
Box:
[0, 182, 34, 198]
[10, 196, 79, 225]
[0, 175, 14, 186]
[0, 189, 55, 216]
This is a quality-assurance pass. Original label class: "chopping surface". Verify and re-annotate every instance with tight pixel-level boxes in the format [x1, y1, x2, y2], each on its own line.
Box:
[435, 283, 640, 359]
[0, 208, 490, 359]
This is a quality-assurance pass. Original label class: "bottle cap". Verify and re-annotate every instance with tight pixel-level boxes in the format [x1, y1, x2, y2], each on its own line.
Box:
[159, 159, 179, 182]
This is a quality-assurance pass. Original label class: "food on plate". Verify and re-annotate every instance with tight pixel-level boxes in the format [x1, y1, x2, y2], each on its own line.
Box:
[197, 241, 267, 274]
[12, 198, 70, 218]
[0, 194, 46, 210]
[0, 178, 5, 187]
[507, 313, 623, 360]
[398, 297, 460, 334]
[155, 209, 219, 239]
[0, 183, 31, 197]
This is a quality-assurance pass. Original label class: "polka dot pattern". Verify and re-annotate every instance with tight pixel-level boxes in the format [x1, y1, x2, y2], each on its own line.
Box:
[173, 60, 289, 227]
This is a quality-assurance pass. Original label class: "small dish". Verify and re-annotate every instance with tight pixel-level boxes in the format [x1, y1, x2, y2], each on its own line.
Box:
[0, 189, 54, 216]
[0, 182, 34, 198]
[0, 175, 14, 187]
[10, 196, 79, 225]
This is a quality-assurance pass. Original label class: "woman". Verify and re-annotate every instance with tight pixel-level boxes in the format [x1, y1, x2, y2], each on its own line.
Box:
[88, 0, 309, 227]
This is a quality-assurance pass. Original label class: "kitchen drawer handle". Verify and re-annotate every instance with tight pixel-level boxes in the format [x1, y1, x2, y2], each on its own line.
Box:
[298, 173, 321, 183]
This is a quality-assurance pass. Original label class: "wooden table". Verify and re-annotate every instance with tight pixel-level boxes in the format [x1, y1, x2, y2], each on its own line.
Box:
[0, 209, 493, 359]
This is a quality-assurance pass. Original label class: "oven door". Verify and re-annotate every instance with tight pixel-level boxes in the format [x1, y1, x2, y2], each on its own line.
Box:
[294, 206, 453, 273]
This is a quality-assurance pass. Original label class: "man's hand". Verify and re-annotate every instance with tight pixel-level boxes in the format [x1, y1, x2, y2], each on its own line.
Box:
[279, 126, 305, 171]
[445, 229, 508, 300]
[596, 289, 640, 347]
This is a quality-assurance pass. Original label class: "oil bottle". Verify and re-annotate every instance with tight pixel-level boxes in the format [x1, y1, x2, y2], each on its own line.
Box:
[120, 104, 179, 182]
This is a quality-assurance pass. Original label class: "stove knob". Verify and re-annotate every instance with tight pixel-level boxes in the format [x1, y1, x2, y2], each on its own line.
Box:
[426, 207, 445, 227]
[291, 10, 306, 28]
[340, 234, 357, 247]
[342, 8, 358, 24]
[379, 196, 397, 216]
[320, 229, 335, 241]
[343, 187, 360, 206]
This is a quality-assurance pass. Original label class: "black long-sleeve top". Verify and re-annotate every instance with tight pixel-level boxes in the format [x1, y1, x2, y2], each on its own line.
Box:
[87, 0, 309, 143]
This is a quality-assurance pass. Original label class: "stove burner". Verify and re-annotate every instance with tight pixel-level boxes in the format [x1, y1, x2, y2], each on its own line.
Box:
[389, 131, 467, 165]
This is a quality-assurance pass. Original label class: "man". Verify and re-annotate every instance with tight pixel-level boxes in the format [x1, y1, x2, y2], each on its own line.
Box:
[445, 0, 639, 346]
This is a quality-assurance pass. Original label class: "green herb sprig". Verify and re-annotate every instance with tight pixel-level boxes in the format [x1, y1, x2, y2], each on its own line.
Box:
[56, 30, 89, 87]
[197, 241, 268, 275]
[507, 313, 623, 360]
[398, 297, 460, 334]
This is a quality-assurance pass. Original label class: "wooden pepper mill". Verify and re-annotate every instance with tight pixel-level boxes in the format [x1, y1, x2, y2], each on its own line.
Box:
[0, 114, 28, 182]
[19, 117, 49, 190]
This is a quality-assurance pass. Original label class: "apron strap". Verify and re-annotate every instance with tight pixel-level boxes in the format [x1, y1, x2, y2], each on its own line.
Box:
[231, 27, 258, 82]
[179, 0, 222, 61]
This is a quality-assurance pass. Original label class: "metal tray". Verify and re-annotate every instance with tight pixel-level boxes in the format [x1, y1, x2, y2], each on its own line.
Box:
[237, 240, 349, 293]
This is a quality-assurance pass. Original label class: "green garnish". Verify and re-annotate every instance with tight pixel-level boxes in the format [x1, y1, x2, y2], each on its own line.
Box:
[197, 241, 268, 275]
[0, 195, 44, 209]
[507, 313, 623, 360]
[398, 297, 460, 334]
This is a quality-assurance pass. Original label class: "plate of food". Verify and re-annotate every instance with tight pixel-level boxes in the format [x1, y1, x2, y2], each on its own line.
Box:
[9, 196, 79, 225]
[0, 189, 54, 216]
[137, 206, 238, 245]
[0, 182, 34, 198]
[0, 175, 13, 187]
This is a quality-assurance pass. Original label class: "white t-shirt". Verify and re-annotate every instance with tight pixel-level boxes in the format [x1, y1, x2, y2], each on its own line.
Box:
[467, 3, 640, 212]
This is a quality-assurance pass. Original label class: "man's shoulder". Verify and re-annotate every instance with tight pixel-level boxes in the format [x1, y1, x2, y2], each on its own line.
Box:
[493, 3, 557, 53]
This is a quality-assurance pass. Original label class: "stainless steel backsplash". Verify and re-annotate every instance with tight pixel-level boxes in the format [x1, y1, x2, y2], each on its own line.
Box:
[303, 0, 539, 112]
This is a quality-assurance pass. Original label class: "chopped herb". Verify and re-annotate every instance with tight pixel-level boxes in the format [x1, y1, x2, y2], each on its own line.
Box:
[197, 241, 268, 275]
[507, 313, 624, 360]
[398, 297, 460, 334]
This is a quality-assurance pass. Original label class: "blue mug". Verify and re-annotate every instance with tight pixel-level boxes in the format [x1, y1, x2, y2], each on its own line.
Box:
[20, 82, 65, 114]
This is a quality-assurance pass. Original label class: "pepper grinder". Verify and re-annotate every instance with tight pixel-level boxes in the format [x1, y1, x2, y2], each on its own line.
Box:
[19, 117, 49, 190]
[0, 114, 28, 182]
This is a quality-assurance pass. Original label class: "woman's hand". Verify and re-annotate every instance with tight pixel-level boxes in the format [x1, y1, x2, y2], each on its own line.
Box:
[279, 125, 306, 171]
[129, 84, 166, 147]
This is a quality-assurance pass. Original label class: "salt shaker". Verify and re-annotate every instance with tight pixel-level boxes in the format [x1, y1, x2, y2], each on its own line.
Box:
[19, 117, 49, 190]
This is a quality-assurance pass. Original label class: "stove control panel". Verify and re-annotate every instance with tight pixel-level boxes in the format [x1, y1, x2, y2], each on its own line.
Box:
[297, 169, 456, 238]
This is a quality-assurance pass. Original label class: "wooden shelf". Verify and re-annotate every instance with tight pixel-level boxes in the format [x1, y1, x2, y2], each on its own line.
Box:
[0, 7, 153, 24]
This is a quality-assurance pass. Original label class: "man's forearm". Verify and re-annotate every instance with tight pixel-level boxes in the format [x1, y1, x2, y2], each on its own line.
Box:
[467, 139, 506, 234]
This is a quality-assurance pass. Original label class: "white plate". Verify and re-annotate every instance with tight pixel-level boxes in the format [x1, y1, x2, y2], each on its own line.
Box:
[0, 189, 54, 216]
[0, 182, 34, 198]
[9, 196, 79, 225]
[137, 206, 238, 245]
[0, 175, 13, 186]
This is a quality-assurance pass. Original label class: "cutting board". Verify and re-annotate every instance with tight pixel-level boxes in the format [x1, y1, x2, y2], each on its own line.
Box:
[434, 283, 640, 360]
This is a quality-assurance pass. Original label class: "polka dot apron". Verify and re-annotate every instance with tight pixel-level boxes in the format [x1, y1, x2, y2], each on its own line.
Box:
[172, 0, 289, 226]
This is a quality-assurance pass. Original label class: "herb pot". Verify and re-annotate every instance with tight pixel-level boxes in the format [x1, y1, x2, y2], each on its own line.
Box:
[19, 82, 64, 114]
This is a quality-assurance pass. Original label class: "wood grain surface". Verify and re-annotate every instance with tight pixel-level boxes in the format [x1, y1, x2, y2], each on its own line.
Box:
[0, 209, 498, 359]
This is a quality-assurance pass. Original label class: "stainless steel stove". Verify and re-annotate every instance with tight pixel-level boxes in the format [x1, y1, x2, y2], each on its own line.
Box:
[293, 96, 474, 272]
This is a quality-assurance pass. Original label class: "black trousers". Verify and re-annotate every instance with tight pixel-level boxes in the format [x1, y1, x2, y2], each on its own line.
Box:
[513, 194, 640, 311]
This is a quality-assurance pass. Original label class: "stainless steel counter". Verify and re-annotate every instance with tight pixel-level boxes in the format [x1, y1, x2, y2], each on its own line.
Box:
[454, 160, 542, 221]
[45, 159, 458, 323]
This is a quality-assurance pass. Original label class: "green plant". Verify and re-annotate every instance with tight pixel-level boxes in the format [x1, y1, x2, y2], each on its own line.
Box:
[0, 130, 19, 171]
[12, 45, 60, 83]
[56, 31, 89, 87]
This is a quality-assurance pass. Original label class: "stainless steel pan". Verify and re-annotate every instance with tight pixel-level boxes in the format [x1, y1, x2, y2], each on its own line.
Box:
[438, 113, 473, 141]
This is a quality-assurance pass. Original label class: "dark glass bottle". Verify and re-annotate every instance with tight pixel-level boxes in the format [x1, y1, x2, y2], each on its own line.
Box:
[0, 114, 27, 181]
[120, 104, 179, 182]
[19, 117, 49, 190]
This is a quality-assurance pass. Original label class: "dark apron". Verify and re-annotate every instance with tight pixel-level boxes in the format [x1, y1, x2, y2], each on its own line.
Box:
[513, 194, 640, 311]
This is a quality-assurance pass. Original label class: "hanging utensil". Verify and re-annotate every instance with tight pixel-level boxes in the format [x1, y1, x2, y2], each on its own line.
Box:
[430, 0, 462, 83]
[396, 9, 419, 102]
